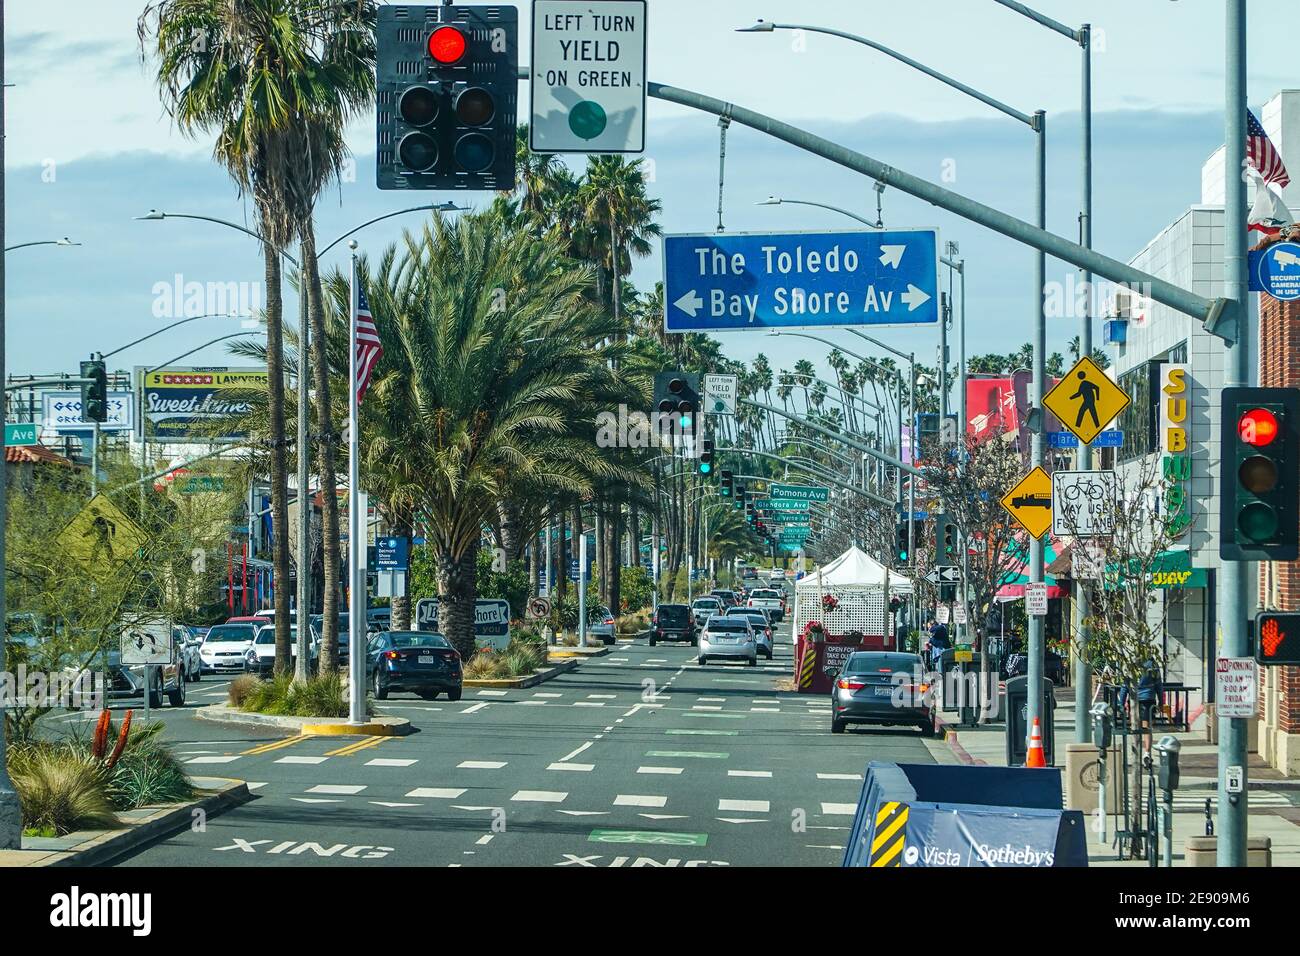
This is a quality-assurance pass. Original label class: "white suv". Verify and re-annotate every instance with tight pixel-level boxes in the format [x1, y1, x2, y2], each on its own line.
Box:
[698, 618, 757, 667]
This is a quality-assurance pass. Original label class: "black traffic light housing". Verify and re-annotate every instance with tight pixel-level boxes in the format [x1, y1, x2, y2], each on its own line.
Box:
[1256, 611, 1300, 666]
[80, 357, 108, 423]
[895, 523, 909, 565]
[653, 371, 701, 434]
[943, 523, 958, 559]
[698, 439, 714, 475]
[1220, 387, 1300, 560]
[376, 4, 517, 191]
[720, 470, 733, 497]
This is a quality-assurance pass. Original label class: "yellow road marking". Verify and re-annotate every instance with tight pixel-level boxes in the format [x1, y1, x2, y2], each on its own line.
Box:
[241, 735, 316, 756]
[325, 735, 392, 758]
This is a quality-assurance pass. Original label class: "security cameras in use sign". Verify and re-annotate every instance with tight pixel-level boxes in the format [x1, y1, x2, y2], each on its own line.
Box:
[530, 0, 647, 154]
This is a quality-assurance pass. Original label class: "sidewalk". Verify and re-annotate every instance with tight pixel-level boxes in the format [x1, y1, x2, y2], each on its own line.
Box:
[921, 690, 1300, 867]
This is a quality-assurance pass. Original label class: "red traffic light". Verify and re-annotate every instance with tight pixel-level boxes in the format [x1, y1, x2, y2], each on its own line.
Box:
[1239, 408, 1279, 447]
[428, 26, 467, 64]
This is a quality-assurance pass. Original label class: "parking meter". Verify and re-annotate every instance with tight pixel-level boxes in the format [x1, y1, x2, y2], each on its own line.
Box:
[1155, 735, 1181, 792]
[1090, 702, 1113, 751]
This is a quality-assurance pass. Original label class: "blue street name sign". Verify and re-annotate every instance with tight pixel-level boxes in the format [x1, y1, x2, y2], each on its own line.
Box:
[1048, 429, 1123, 449]
[1248, 241, 1300, 300]
[663, 228, 940, 333]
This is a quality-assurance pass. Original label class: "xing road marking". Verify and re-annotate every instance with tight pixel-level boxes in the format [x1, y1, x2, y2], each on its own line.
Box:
[186, 755, 242, 764]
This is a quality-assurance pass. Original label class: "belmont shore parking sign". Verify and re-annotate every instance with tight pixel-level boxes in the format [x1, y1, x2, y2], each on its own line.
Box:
[531, 0, 647, 154]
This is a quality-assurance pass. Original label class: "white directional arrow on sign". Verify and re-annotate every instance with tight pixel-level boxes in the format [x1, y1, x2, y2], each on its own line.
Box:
[674, 290, 704, 317]
[879, 244, 906, 269]
[901, 284, 932, 312]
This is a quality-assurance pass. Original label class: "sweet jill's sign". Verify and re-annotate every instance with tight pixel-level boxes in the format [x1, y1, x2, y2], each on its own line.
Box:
[1160, 364, 1191, 539]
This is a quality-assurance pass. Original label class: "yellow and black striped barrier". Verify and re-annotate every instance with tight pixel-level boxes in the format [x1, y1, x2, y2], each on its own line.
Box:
[798, 641, 817, 690]
[869, 801, 909, 867]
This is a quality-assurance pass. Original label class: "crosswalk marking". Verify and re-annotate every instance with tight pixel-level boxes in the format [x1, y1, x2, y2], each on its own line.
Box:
[186, 755, 241, 765]
[461, 702, 491, 714]
[533, 692, 563, 698]
[728, 770, 772, 778]
[573, 702, 606, 708]
[512, 790, 568, 803]
[407, 787, 468, 799]
[366, 758, 418, 768]
[306, 784, 366, 795]
[719, 799, 769, 813]
[548, 762, 595, 772]
[821, 803, 858, 815]
[615, 794, 668, 808]
[818, 773, 863, 781]
[477, 690, 509, 697]
[275, 755, 329, 765]
[370, 801, 420, 808]
[458, 760, 507, 770]
[637, 766, 684, 775]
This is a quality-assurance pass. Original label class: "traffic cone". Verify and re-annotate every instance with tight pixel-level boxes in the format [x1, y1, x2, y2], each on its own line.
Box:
[1025, 716, 1047, 768]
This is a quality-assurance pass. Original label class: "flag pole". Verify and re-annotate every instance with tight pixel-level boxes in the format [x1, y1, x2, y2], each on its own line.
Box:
[348, 243, 366, 724]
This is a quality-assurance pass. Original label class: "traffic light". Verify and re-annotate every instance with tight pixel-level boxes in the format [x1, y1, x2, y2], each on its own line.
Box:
[376, 4, 517, 191]
[720, 470, 733, 497]
[943, 523, 958, 559]
[735, 483, 747, 510]
[894, 523, 909, 565]
[1220, 387, 1300, 560]
[1255, 612, 1300, 666]
[653, 371, 700, 432]
[698, 439, 714, 475]
[80, 357, 107, 423]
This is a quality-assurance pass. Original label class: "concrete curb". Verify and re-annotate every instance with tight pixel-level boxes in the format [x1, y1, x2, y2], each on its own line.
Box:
[195, 704, 412, 737]
[547, 645, 610, 659]
[3, 777, 251, 868]
[464, 658, 579, 689]
[936, 715, 988, 766]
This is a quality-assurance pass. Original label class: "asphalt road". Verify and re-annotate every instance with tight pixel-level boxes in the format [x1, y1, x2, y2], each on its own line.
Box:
[113, 604, 939, 868]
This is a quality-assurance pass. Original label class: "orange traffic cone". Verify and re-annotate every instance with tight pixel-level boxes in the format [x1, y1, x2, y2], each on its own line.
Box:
[1025, 716, 1047, 768]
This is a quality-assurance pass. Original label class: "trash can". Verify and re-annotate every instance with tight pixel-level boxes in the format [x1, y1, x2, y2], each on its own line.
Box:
[1005, 675, 1057, 767]
[937, 648, 987, 726]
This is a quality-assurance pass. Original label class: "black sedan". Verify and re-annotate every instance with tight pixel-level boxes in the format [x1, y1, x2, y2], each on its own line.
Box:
[367, 630, 463, 701]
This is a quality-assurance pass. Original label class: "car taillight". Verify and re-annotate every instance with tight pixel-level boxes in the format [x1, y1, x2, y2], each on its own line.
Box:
[384, 650, 401, 660]
[837, 679, 866, 690]
[603, 617, 614, 625]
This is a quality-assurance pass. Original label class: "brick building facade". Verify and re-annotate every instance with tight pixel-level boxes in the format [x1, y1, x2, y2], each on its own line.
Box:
[1255, 226, 1300, 773]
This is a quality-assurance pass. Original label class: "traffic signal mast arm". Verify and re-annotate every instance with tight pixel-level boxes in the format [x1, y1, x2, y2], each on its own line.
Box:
[717, 447, 894, 507]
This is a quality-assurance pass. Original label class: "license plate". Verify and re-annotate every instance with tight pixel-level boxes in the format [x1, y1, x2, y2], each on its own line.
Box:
[418, 655, 435, 664]
[873, 687, 894, 698]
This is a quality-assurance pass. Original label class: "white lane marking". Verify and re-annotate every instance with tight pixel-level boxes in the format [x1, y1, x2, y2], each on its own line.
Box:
[614, 794, 668, 808]
[692, 705, 722, 711]
[461, 703, 491, 714]
[719, 799, 770, 813]
[637, 766, 684, 775]
[817, 773, 863, 781]
[560, 741, 593, 763]
[458, 760, 507, 770]
[452, 805, 500, 811]
[548, 762, 595, 772]
[573, 702, 605, 708]
[275, 756, 329, 765]
[476, 834, 495, 846]
[750, 708, 780, 713]
[645, 659, 668, 663]
[640, 813, 689, 820]
[587, 694, 617, 699]
[697, 697, 726, 702]
[186, 755, 241, 764]
[476, 690, 509, 697]
[533, 692, 563, 698]
[245, 782, 269, 791]
[557, 810, 608, 816]
[406, 788, 468, 799]
[291, 797, 342, 804]
[717, 817, 767, 824]
[518, 700, 547, 706]
[728, 770, 772, 778]
[821, 803, 859, 815]
[370, 801, 421, 808]
[512, 790, 568, 803]
[306, 784, 366, 795]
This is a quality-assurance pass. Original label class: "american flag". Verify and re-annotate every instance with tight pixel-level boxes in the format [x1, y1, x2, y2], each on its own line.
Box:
[354, 285, 382, 404]
[1247, 109, 1290, 188]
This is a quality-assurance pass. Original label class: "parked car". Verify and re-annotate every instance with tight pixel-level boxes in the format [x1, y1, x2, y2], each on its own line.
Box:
[650, 603, 696, 646]
[310, 614, 353, 666]
[769, 567, 788, 583]
[367, 607, 391, 632]
[691, 596, 723, 628]
[244, 624, 319, 675]
[173, 625, 204, 682]
[698, 617, 757, 667]
[828, 651, 935, 736]
[587, 605, 617, 645]
[104, 649, 187, 708]
[367, 630, 462, 701]
[724, 607, 773, 659]
[198, 623, 259, 674]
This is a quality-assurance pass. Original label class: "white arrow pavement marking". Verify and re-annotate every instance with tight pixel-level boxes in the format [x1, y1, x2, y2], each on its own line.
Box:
[674, 289, 704, 317]
[370, 801, 422, 808]
[901, 285, 932, 312]
[879, 244, 906, 269]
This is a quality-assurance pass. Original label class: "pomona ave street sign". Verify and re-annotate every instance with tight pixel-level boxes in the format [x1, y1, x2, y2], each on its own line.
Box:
[663, 229, 940, 333]
[770, 483, 829, 502]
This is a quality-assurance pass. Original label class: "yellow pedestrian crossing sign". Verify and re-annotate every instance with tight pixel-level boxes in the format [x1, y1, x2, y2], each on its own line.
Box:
[1000, 466, 1054, 540]
[57, 493, 148, 569]
[1043, 356, 1130, 445]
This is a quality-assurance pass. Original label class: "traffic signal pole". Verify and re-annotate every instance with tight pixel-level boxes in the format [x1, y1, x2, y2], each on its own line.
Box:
[1219, 0, 1250, 868]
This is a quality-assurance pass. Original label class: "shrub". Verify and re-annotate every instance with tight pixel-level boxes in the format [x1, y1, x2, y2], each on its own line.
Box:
[236, 672, 367, 718]
[227, 674, 261, 708]
[8, 747, 118, 836]
[463, 652, 503, 680]
[106, 721, 193, 810]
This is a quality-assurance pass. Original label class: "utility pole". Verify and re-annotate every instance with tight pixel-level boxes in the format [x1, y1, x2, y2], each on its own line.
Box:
[0, 0, 21, 851]
[1025, 110, 1048, 758]
[1218, 0, 1250, 868]
[1075, 21, 1095, 743]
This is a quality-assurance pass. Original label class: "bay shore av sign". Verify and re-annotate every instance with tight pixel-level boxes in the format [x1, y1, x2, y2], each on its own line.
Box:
[415, 598, 511, 651]
[531, 0, 647, 154]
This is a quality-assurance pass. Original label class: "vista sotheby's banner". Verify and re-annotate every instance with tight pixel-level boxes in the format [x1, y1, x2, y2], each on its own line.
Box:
[663, 228, 940, 332]
[137, 367, 267, 442]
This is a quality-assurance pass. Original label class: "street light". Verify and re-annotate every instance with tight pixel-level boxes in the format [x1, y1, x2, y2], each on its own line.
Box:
[5, 237, 81, 252]
[742, 17, 1048, 740]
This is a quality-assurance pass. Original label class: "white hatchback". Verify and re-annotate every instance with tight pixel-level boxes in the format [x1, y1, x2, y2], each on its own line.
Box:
[698, 618, 757, 667]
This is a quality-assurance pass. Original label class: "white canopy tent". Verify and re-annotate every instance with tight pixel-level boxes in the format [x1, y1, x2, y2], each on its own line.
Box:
[791, 546, 915, 644]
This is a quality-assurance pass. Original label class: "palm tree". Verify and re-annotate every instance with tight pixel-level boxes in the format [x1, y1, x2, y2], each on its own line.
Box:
[139, 0, 319, 673]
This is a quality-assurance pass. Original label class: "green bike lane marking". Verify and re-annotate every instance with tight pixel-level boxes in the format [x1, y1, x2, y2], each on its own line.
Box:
[588, 829, 710, 847]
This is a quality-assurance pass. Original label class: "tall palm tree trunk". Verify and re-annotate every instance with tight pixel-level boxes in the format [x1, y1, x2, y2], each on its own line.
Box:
[264, 247, 292, 674]
[438, 540, 480, 660]
[301, 229, 341, 671]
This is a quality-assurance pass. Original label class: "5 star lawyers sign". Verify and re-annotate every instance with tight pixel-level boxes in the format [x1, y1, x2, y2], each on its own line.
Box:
[663, 229, 940, 332]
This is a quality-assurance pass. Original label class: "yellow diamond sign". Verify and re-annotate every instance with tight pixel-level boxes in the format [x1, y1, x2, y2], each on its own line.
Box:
[57, 493, 148, 569]
[1000, 465, 1054, 540]
[1043, 355, 1130, 445]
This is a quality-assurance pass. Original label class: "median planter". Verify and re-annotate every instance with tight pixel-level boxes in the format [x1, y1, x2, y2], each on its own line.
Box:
[195, 703, 412, 737]
[463, 658, 580, 689]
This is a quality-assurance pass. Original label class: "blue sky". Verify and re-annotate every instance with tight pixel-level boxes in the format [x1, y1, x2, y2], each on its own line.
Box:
[5, 0, 1297, 382]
